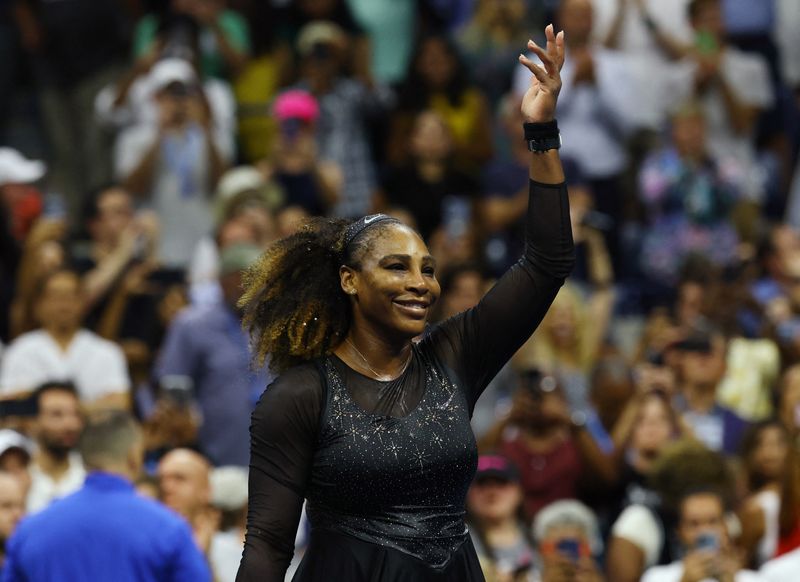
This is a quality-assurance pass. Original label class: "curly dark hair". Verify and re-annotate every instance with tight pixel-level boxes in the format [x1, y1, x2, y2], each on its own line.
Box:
[648, 439, 734, 516]
[239, 217, 398, 373]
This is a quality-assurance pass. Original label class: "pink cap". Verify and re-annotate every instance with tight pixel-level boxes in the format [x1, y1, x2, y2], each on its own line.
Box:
[272, 90, 320, 123]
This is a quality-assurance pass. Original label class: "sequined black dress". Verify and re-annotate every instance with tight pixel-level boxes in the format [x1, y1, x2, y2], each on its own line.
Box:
[236, 180, 575, 582]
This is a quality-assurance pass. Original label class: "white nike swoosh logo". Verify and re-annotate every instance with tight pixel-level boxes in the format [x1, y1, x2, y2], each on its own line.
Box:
[364, 215, 382, 224]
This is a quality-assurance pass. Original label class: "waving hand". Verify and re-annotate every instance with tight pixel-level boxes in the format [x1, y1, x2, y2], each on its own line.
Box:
[518, 25, 566, 123]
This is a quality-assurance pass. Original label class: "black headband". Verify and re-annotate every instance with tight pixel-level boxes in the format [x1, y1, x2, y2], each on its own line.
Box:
[341, 213, 400, 253]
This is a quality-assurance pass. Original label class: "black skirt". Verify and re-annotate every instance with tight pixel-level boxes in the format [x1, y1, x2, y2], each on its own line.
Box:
[292, 530, 486, 582]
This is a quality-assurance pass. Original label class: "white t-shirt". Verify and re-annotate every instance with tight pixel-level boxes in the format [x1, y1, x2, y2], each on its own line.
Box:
[611, 504, 664, 568]
[760, 547, 800, 582]
[671, 48, 774, 202]
[776, 0, 800, 87]
[26, 451, 86, 514]
[114, 124, 224, 267]
[591, 0, 693, 59]
[588, 0, 695, 128]
[0, 330, 130, 402]
[210, 530, 243, 582]
[754, 490, 781, 567]
[642, 561, 763, 582]
[95, 76, 235, 142]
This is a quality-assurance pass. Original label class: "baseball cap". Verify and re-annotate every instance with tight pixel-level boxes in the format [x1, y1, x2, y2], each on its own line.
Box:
[474, 454, 520, 482]
[210, 466, 248, 511]
[215, 166, 266, 202]
[0, 429, 33, 460]
[272, 90, 320, 123]
[146, 58, 197, 95]
[0, 148, 46, 186]
[296, 21, 347, 57]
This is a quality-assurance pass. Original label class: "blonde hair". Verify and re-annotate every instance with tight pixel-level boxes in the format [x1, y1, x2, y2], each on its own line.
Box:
[514, 284, 594, 373]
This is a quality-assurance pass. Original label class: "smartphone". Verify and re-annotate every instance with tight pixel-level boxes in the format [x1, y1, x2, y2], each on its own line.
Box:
[695, 532, 719, 553]
[147, 268, 186, 287]
[556, 538, 581, 562]
[43, 192, 66, 220]
[442, 195, 470, 240]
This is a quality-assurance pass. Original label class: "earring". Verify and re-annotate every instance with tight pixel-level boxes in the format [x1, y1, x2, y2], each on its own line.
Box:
[348, 290, 356, 295]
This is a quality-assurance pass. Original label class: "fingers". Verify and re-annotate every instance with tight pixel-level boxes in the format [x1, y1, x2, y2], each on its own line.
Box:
[545, 23, 556, 54]
[524, 25, 566, 76]
[518, 54, 548, 84]
[556, 30, 565, 68]
[527, 39, 557, 77]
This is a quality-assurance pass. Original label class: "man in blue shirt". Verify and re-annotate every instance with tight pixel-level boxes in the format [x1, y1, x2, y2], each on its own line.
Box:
[672, 330, 749, 456]
[2, 411, 211, 582]
[156, 243, 271, 466]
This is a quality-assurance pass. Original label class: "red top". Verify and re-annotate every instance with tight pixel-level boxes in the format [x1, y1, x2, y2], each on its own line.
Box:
[777, 520, 800, 557]
[496, 427, 582, 521]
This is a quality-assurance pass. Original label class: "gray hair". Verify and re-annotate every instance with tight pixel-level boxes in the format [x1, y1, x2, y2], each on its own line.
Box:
[532, 499, 603, 555]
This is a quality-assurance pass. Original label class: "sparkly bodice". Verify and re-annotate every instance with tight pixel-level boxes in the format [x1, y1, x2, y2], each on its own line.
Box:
[305, 348, 478, 568]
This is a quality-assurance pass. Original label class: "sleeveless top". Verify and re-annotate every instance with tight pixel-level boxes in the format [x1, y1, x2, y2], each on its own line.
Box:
[305, 350, 478, 568]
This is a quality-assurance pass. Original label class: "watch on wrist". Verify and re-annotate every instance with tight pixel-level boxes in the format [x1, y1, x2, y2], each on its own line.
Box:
[527, 134, 562, 153]
[523, 120, 561, 153]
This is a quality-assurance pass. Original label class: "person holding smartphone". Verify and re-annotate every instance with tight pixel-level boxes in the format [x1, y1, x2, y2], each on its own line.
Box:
[642, 490, 761, 582]
[533, 499, 604, 582]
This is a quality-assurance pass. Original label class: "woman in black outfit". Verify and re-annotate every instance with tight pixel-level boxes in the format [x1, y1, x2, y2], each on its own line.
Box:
[236, 25, 573, 582]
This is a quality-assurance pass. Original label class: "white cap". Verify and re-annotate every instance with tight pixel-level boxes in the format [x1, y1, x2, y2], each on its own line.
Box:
[210, 466, 248, 511]
[215, 166, 266, 202]
[0, 148, 46, 186]
[0, 429, 34, 459]
[146, 58, 197, 94]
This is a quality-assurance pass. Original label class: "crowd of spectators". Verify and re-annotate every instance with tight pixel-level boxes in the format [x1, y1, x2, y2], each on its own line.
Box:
[1, 0, 800, 580]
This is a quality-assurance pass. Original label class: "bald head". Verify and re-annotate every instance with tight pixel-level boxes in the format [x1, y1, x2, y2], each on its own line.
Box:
[157, 448, 211, 519]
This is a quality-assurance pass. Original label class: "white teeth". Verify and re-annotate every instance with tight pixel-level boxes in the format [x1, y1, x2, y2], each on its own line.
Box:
[395, 301, 427, 309]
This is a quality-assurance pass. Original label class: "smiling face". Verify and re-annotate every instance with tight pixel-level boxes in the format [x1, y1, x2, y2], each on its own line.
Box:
[341, 224, 440, 341]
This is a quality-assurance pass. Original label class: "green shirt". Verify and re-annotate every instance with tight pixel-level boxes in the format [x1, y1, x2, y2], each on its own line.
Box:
[133, 11, 251, 80]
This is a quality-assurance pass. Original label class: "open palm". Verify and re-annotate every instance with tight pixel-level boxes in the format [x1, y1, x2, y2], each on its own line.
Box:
[519, 24, 566, 123]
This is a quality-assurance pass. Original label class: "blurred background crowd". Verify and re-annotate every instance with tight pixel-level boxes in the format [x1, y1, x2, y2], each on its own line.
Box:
[1, 0, 800, 580]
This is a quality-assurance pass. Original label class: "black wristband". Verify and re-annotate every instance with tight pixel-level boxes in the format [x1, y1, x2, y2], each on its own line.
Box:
[523, 120, 559, 141]
[524, 120, 561, 152]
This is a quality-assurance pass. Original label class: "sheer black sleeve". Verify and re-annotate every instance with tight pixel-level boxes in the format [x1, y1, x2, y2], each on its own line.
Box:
[236, 364, 324, 582]
[425, 179, 574, 410]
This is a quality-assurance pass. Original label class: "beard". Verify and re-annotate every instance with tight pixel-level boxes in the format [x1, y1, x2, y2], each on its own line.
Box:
[40, 438, 74, 460]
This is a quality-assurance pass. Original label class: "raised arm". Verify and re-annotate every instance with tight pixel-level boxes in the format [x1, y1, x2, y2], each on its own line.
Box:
[428, 25, 575, 407]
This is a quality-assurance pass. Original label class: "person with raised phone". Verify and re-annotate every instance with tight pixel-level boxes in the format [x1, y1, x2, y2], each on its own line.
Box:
[235, 24, 573, 582]
[642, 489, 761, 582]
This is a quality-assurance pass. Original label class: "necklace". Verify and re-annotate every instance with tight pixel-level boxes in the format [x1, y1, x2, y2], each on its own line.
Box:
[345, 338, 412, 381]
